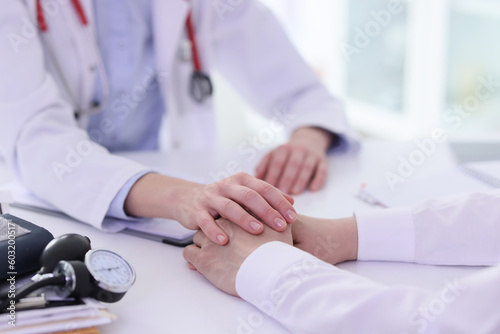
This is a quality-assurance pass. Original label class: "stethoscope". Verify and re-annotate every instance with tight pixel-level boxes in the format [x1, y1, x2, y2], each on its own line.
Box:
[185, 11, 213, 104]
[36, 0, 213, 118]
[37, 0, 109, 118]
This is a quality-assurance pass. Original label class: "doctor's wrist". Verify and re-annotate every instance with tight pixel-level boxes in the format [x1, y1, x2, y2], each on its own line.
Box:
[291, 126, 335, 152]
[124, 173, 189, 220]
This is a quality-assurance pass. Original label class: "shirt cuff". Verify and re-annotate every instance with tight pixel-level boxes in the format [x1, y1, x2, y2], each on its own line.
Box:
[106, 171, 152, 220]
[328, 132, 360, 154]
[236, 241, 327, 310]
[355, 207, 415, 263]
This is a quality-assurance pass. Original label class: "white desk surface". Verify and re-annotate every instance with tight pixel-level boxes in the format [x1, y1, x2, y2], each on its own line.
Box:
[5, 140, 484, 334]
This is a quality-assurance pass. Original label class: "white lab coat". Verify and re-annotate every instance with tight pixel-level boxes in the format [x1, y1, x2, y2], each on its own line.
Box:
[0, 0, 352, 228]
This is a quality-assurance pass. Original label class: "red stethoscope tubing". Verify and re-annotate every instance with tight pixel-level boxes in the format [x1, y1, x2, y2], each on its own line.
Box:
[37, 0, 202, 72]
[37, 0, 88, 32]
[36, 0, 109, 117]
[185, 10, 213, 103]
[186, 12, 202, 72]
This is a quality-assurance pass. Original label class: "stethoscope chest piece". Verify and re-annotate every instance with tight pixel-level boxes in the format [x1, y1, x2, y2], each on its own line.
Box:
[190, 71, 213, 103]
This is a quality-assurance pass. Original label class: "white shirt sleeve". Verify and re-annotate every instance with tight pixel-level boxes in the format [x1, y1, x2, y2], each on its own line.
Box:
[235, 190, 500, 333]
[357, 190, 500, 265]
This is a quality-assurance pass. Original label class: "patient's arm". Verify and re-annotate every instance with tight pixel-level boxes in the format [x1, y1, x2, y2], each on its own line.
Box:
[291, 214, 358, 265]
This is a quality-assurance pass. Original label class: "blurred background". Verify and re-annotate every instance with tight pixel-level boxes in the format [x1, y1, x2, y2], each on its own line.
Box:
[214, 0, 500, 148]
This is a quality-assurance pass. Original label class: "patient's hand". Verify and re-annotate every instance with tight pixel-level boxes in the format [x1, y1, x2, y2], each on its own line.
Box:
[183, 218, 292, 297]
[292, 215, 358, 265]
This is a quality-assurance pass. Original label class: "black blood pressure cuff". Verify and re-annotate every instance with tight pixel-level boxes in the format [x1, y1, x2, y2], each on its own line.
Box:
[0, 214, 53, 280]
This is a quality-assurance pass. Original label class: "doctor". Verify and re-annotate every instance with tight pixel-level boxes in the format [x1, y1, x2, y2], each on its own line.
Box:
[0, 0, 352, 244]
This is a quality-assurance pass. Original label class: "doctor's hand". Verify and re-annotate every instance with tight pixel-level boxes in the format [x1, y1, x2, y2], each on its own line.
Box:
[292, 214, 358, 265]
[183, 218, 293, 296]
[124, 172, 297, 245]
[256, 127, 336, 195]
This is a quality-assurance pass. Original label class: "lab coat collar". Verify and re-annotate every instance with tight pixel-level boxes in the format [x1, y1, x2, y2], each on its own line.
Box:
[151, 0, 190, 76]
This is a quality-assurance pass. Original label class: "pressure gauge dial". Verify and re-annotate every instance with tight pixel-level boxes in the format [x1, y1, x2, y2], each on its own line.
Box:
[84, 249, 136, 302]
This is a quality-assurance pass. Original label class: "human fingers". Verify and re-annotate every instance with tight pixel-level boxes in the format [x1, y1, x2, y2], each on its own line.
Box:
[217, 217, 293, 249]
[185, 220, 242, 296]
[193, 229, 211, 247]
[238, 173, 297, 223]
[277, 148, 306, 194]
[200, 173, 296, 235]
[183, 244, 202, 270]
[234, 173, 297, 227]
[308, 156, 328, 191]
[282, 192, 295, 205]
[262, 145, 290, 187]
[256, 154, 295, 205]
[255, 152, 271, 180]
[290, 154, 319, 195]
[195, 210, 229, 245]
[209, 196, 265, 234]
[219, 184, 296, 232]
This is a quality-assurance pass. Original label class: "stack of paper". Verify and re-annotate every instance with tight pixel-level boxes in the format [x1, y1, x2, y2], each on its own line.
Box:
[0, 298, 116, 334]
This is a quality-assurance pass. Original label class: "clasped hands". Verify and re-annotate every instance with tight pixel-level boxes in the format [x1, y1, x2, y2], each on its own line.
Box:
[125, 125, 350, 295]
[183, 214, 358, 297]
[125, 126, 336, 246]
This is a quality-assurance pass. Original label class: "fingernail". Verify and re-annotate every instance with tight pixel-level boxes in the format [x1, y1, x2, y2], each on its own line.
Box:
[274, 218, 286, 229]
[280, 187, 289, 194]
[286, 210, 297, 221]
[217, 234, 226, 244]
[293, 187, 301, 194]
[250, 221, 262, 232]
